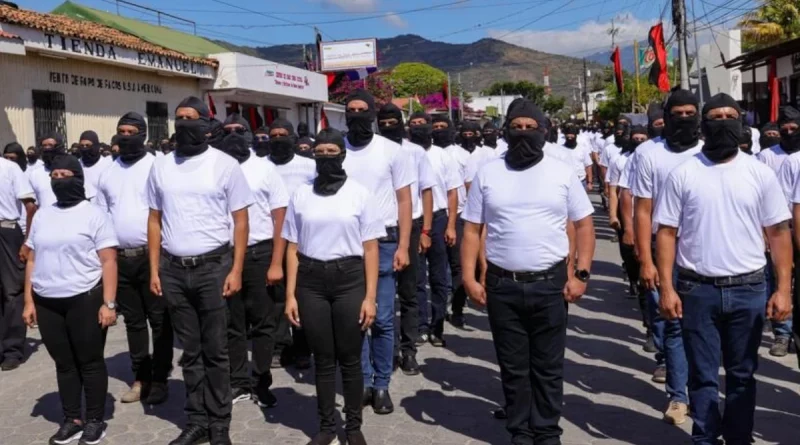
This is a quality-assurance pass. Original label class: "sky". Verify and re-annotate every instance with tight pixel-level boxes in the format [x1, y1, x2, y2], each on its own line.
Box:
[27, 0, 756, 58]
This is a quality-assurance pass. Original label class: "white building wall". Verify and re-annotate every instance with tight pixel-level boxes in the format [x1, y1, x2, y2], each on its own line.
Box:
[0, 52, 202, 147]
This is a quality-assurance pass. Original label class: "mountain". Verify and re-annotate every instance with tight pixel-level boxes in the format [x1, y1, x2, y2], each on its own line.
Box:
[213, 34, 605, 100]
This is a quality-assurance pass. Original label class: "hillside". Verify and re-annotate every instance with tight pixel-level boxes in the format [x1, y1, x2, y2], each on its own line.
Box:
[214, 34, 605, 100]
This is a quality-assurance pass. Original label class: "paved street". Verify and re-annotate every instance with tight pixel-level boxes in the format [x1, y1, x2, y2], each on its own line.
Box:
[1, 199, 799, 445]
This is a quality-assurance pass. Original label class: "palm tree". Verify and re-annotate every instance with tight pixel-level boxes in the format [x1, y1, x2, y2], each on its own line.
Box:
[738, 0, 800, 50]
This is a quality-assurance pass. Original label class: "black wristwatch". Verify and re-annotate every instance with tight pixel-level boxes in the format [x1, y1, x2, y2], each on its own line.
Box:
[575, 269, 591, 283]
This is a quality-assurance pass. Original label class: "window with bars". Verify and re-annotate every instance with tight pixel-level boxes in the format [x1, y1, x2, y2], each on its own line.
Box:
[146, 101, 169, 142]
[32, 90, 66, 144]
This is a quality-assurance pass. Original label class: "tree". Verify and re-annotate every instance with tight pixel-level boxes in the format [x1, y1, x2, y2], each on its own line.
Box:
[594, 68, 678, 120]
[483, 80, 546, 104]
[542, 96, 566, 115]
[388, 63, 448, 97]
[329, 71, 394, 106]
[739, 0, 800, 51]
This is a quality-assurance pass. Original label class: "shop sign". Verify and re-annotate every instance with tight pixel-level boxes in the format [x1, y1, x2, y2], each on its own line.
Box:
[265, 69, 310, 91]
[49, 71, 163, 94]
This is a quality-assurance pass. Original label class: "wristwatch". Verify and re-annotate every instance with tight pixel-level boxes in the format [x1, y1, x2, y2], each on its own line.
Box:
[575, 269, 591, 283]
[104, 301, 117, 310]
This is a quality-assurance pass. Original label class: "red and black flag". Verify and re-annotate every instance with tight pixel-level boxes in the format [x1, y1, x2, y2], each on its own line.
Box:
[610, 46, 624, 94]
[648, 22, 670, 92]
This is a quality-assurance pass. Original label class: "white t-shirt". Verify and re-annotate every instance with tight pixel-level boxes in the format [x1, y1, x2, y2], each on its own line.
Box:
[402, 140, 437, 220]
[81, 156, 113, 193]
[543, 143, 580, 180]
[146, 148, 254, 257]
[608, 152, 632, 187]
[600, 142, 623, 169]
[632, 140, 704, 233]
[751, 127, 762, 155]
[26, 201, 118, 298]
[238, 156, 290, 245]
[282, 180, 386, 261]
[463, 156, 594, 272]
[755, 145, 789, 175]
[425, 145, 462, 212]
[496, 139, 509, 156]
[777, 151, 800, 205]
[0, 159, 34, 221]
[465, 145, 501, 183]
[654, 152, 790, 277]
[29, 165, 97, 208]
[444, 144, 470, 213]
[95, 154, 155, 249]
[344, 134, 414, 228]
[269, 155, 316, 196]
[554, 143, 592, 181]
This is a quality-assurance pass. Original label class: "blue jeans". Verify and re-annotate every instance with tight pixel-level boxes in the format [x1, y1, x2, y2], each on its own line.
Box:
[677, 275, 766, 445]
[417, 210, 450, 336]
[361, 240, 396, 390]
[645, 285, 689, 404]
[765, 254, 793, 338]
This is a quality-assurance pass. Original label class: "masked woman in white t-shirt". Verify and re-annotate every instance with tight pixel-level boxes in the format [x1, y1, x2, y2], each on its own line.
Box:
[283, 128, 385, 445]
[22, 154, 119, 445]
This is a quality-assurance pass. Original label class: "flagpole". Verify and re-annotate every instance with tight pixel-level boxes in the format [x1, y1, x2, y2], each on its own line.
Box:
[633, 40, 640, 112]
[447, 72, 453, 121]
[691, 0, 705, 107]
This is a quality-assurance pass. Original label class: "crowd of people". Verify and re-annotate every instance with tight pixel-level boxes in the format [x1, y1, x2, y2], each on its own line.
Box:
[0, 85, 796, 445]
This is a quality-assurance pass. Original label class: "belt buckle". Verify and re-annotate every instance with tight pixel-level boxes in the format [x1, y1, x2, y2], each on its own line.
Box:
[123, 248, 138, 257]
[716, 276, 734, 286]
[0, 221, 16, 229]
[180, 256, 199, 267]
[511, 271, 523, 282]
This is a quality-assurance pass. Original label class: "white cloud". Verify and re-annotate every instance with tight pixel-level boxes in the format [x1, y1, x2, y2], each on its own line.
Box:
[320, 0, 379, 12]
[383, 12, 408, 28]
[488, 13, 659, 57]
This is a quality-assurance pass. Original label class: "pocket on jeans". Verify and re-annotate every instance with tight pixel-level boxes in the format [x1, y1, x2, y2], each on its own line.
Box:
[745, 281, 767, 294]
[675, 278, 698, 295]
[485, 273, 501, 290]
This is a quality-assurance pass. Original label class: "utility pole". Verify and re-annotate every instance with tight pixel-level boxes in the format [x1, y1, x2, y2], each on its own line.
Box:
[583, 58, 590, 120]
[633, 40, 640, 112]
[500, 88, 505, 124]
[458, 72, 464, 121]
[608, 18, 620, 49]
[691, 0, 705, 107]
[447, 72, 453, 121]
[674, 0, 690, 89]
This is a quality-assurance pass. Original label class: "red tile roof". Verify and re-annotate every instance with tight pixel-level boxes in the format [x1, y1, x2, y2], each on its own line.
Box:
[0, 5, 216, 66]
[0, 29, 20, 40]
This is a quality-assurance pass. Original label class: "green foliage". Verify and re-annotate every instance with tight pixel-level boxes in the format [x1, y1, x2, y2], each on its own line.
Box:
[483, 80, 567, 115]
[542, 96, 566, 115]
[594, 69, 678, 120]
[739, 0, 800, 51]
[388, 63, 448, 97]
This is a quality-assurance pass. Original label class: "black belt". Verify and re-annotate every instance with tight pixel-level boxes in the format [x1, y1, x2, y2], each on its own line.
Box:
[118, 246, 146, 258]
[298, 253, 362, 268]
[246, 239, 272, 256]
[163, 245, 231, 268]
[412, 216, 423, 227]
[677, 266, 765, 287]
[433, 209, 447, 219]
[487, 259, 566, 283]
[378, 226, 399, 243]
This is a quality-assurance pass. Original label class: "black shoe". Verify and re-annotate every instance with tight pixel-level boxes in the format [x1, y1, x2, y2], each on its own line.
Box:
[1, 358, 20, 371]
[231, 387, 252, 405]
[255, 387, 277, 408]
[362, 387, 374, 408]
[306, 432, 340, 445]
[449, 313, 465, 328]
[400, 355, 420, 376]
[295, 355, 311, 370]
[492, 407, 507, 420]
[643, 332, 657, 354]
[78, 421, 106, 445]
[372, 389, 394, 415]
[270, 355, 283, 369]
[209, 427, 231, 445]
[168, 425, 209, 445]
[429, 335, 446, 347]
[770, 336, 791, 357]
[49, 420, 83, 445]
[415, 333, 428, 346]
[145, 382, 169, 405]
[345, 430, 367, 445]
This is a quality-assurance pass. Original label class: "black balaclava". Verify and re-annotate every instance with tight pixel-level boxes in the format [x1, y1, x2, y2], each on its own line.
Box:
[459, 121, 482, 153]
[504, 98, 546, 170]
[614, 120, 631, 149]
[647, 103, 665, 139]
[482, 121, 498, 148]
[4, 142, 27, 171]
[268, 119, 296, 165]
[27, 146, 39, 166]
[297, 122, 311, 139]
[313, 128, 348, 196]
[116, 112, 148, 165]
[40, 132, 66, 170]
[50, 154, 86, 208]
[625, 125, 648, 154]
[431, 115, 455, 148]
[78, 130, 101, 167]
[563, 124, 579, 149]
[663, 89, 701, 152]
[778, 106, 800, 154]
[740, 126, 754, 155]
[253, 126, 271, 158]
[344, 89, 376, 147]
[220, 113, 253, 164]
[207, 119, 225, 148]
[760, 122, 780, 149]
[377, 103, 405, 145]
[296, 136, 314, 158]
[174, 96, 210, 157]
[701, 93, 743, 163]
[546, 120, 559, 144]
[602, 120, 614, 139]
[409, 112, 433, 149]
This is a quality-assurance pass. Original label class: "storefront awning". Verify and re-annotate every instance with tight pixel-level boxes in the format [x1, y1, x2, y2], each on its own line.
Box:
[724, 37, 800, 70]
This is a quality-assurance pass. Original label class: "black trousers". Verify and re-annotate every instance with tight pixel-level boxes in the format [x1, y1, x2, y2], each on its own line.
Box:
[117, 251, 173, 383]
[418, 210, 450, 337]
[160, 250, 232, 429]
[274, 261, 311, 361]
[228, 241, 279, 391]
[486, 262, 568, 445]
[0, 223, 25, 362]
[793, 248, 800, 369]
[297, 254, 365, 433]
[35, 286, 108, 421]
[395, 218, 421, 358]
[448, 215, 467, 317]
[616, 211, 647, 330]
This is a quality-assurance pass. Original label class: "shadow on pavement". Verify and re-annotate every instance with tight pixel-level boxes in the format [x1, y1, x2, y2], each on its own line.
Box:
[260, 386, 318, 439]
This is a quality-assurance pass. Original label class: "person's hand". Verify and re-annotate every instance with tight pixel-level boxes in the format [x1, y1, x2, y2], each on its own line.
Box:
[98, 306, 117, 328]
[285, 297, 301, 327]
[22, 302, 36, 328]
[767, 289, 792, 322]
[586, 182, 593, 193]
[609, 217, 621, 231]
[563, 277, 587, 303]
[445, 227, 457, 247]
[18, 245, 30, 263]
[639, 261, 660, 290]
[419, 233, 431, 254]
[266, 264, 283, 286]
[659, 287, 683, 320]
[222, 271, 242, 298]
[465, 280, 486, 307]
[393, 247, 409, 271]
[622, 229, 634, 246]
[150, 273, 162, 296]
[359, 298, 377, 330]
